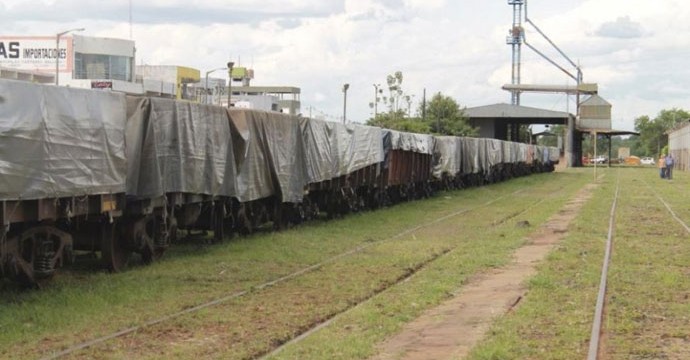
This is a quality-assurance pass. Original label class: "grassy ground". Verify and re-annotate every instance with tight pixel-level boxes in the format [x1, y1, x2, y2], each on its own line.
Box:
[0, 170, 589, 360]
[265, 172, 591, 360]
[468, 167, 690, 360]
[7, 167, 686, 360]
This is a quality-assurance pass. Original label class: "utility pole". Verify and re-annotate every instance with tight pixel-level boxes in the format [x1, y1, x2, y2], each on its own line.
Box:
[226, 61, 234, 107]
[422, 88, 426, 122]
[373, 83, 380, 119]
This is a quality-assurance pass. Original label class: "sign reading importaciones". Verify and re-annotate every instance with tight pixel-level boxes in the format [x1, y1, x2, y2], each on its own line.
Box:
[0, 36, 74, 72]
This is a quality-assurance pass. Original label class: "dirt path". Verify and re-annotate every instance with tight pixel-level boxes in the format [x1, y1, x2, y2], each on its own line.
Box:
[371, 182, 597, 360]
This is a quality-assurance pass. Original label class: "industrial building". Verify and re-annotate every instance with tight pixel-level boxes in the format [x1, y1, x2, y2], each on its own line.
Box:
[0, 34, 300, 115]
[0, 34, 141, 93]
[668, 123, 690, 172]
[137, 65, 200, 100]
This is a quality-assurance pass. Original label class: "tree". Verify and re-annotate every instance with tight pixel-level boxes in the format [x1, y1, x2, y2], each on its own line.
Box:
[368, 109, 429, 133]
[366, 72, 476, 137]
[369, 71, 409, 124]
[422, 93, 478, 137]
[582, 134, 636, 160]
[385, 71, 404, 114]
[632, 108, 690, 156]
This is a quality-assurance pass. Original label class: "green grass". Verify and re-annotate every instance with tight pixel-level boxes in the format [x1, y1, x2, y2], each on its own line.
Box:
[0, 171, 589, 360]
[264, 171, 591, 360]
[468, 167, 690, 360]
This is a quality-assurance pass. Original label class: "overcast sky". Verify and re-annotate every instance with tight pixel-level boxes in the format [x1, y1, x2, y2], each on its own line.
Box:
[3, 0, 690, 130]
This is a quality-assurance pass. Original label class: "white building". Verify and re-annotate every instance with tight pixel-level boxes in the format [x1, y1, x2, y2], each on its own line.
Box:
[0, 34, 142, 94]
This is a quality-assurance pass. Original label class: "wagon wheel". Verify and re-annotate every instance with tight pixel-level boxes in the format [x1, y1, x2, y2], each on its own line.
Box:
[272, 202, 288, 231]
[213, 203, 225, 243]
[236, 205, 253, 235]
[12, 226, 73, 287]
[101, 220, 131, 272]
[141, 245, 165, 265]
[141, 216, 166, 265]
[304, 197, 319, 220]
[167, 216, 178, 244]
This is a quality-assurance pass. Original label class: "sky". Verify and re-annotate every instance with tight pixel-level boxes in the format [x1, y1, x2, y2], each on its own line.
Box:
[2, 0, 690, 131]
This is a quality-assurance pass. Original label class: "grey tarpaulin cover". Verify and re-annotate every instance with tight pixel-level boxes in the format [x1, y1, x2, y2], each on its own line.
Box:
[125, 97, 236, 198]
[0, 79, 126, 200]
[301, 118, 384, 184]
[334, 122, 384, 176]
[432, 136, 463, 179]
[300, 117, 338, 184]
[486, 138, 503, 167]
[548, 146, 560, 162]
[461, 137, 482, 174]
[531, 145, 536, 163]
[503, 141, 518, 164]
[477, 138, 488, 173]
[382, 130, 435, 155]
[517, 143, 528, 163]
[535, 146, 544, 164]
[229, 109, 308, 203]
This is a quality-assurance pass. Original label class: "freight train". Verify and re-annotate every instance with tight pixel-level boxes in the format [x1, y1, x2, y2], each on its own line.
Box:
[0, 79, 559, 285]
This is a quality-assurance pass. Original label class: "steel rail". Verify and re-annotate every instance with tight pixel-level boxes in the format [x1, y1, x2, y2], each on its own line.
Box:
[587, 174, 690, 359]
[647, 183, 690, 234]
[587, 176, 620, 360]
[261, 189, 560, 359]
[41, 186, 534, 360]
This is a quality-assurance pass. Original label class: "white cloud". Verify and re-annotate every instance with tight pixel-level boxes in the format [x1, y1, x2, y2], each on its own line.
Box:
[3, 0, 690, 129]
[403, 0, 446, 11]
[595, 16, 645, 39]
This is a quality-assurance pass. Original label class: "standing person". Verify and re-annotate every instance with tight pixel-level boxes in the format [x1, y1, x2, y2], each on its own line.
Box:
[665, 154, 674, 180]
[659, 154, 666, 179]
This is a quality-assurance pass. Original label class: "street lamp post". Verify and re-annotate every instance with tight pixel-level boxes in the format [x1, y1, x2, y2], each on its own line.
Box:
[55, 28, 84, 86]
[205, 67, 226, 105]
[226, 61, 234, 108]
[342, 83, 349, 124]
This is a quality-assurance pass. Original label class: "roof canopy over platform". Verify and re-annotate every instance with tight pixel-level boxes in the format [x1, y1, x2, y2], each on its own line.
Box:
[465, 103, 573, 125]
[501, 83, 598, 95]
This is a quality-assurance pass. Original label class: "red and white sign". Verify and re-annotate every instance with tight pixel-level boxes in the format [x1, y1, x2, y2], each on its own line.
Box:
[91, 81, 112, 89]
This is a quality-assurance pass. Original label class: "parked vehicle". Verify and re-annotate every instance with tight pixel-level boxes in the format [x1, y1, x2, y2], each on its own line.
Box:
[625, 156, 641, 166]
[640, 157, 655, 165]
[590, 155, 607, 164]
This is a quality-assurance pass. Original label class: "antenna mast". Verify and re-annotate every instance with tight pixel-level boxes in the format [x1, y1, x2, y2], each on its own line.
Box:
[129, 0, 133, 39]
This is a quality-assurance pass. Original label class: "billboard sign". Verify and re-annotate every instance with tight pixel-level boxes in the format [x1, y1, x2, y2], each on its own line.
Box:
[0, 36, 74, 73]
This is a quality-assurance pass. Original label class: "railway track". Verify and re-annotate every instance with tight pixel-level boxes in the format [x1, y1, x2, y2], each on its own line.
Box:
[259, 190, 558, 359]
[586, 174, 620, 360]
[646, 179, 690, 235]
[41, 185, 548, 360]
[587, 173, 690, 359]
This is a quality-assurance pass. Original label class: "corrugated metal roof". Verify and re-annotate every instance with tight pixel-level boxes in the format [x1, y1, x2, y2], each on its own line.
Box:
[464, 103, 572, 119]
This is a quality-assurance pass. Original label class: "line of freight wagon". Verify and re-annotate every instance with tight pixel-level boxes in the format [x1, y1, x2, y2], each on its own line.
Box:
[0, 79, 560, 286]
